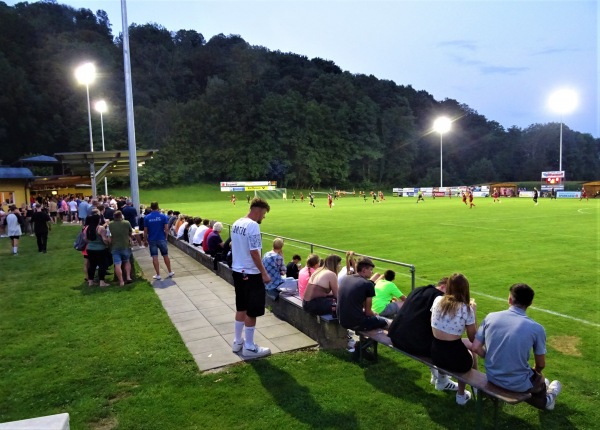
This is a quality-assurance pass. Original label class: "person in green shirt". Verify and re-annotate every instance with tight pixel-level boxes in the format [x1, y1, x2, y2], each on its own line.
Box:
[109, 210, 133, 286]
[373, 270, 406, 318]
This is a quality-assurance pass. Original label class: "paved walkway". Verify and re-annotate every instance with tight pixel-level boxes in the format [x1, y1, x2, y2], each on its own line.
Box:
[131, 244, 317, 372]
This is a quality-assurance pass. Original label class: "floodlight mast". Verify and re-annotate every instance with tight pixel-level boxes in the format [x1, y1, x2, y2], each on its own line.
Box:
[95, 100, 109, 195]
[433, 117, 452, 188]
[548, 89, 578, 172]
[75, 62, 97, 198]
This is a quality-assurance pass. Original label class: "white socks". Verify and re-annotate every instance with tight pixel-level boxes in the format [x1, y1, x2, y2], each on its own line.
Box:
[234, 321, 245, 343]
[244, 326, 256, 349]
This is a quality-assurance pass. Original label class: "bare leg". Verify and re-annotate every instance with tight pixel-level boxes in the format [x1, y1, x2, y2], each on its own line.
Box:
[163, 255, 172, 273]
[114, 263, 124, 286]
[152, 256, 161, 276]
[123, 261, 132, 281]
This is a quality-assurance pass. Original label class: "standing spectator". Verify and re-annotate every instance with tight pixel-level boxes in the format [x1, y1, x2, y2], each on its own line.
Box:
[372, 270, 406, 318]
[78, 197, 90, 224]
[103, 202, 115, 221]
[31, 204, 51, 253]
[5, 205, 23, 255]
[471, 283, 562, 410]
[143, 202, 174, 281]
[387, 278, 459, 391]
[48, 197, 58, 224]
[109, 210, 133, 286]
[262, 238, 298, 299]
[68, 197, 78, 223]
[230, 197, 272, 358]
[430, 273, 478, 405]
[337, 257, 387, 331]
[298, 253, 320, 300]
[286, 254, 302, 279]
[85, 214, 110, 287]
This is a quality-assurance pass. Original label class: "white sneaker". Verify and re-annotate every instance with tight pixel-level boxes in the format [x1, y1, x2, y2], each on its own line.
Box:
[242, 343, 271, 358]
[152, 274, 162, 280]
[232, 339, 244, 353]
[435, 376, 459, 391]
[167, 271, 175, 278]
[456, 391, 472, 405]
[545, 380, 562, 410]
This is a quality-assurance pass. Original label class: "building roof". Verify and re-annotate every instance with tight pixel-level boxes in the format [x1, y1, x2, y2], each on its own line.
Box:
[18, 155, 59, 164]
[0, 167, 35, 179]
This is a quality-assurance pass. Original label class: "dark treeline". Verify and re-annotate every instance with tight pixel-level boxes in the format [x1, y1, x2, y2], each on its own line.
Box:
[0, 1, 598, 188]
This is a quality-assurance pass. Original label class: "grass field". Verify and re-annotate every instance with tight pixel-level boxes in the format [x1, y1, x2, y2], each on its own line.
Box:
[1, 184, 598, 429]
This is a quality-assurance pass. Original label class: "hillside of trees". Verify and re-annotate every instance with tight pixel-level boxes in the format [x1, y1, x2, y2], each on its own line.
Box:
[0, 1, 598, 189]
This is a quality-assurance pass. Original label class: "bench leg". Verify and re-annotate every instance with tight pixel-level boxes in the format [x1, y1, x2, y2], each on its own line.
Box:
[357, 335, 378, 363]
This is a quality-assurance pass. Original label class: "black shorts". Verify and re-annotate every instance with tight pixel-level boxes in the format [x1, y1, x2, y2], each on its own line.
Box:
[431, 337, 473, 373]
[233, 271, 265, 318]
[303, 297, 335, 316]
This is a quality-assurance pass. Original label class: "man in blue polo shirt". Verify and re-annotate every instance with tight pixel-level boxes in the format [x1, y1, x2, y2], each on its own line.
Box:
[471, 283, 562, 410]
[143, 201, 174, 281]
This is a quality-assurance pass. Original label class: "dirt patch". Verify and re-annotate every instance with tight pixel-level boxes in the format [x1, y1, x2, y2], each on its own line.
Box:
[89, 416, 118, 430]
[548, 335, 582, 357]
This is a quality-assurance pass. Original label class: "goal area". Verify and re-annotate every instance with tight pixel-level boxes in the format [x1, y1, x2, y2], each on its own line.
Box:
[254, 188, 287, 200]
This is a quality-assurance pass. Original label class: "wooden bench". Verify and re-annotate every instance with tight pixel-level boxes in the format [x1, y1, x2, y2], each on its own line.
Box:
[356, 329, 531, 429]
[267, 293, 348, 349]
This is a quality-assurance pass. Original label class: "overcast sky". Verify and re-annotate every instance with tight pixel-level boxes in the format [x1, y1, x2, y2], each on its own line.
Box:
[8, 0, 599, 137]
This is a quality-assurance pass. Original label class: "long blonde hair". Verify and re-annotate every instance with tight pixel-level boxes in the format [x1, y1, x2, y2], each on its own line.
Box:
[438, 273, 471, 317]
[345, 251, 357, 273]
[311, 254, 342, 279]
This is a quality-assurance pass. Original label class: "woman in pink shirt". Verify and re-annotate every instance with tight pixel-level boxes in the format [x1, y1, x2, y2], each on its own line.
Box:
[297, 253, 320, 299]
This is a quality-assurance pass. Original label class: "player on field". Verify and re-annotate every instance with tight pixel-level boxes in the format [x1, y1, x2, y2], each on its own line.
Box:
[533, 187, 539, 206]
[300, 192, 304, 203]
[231, 194, 236, 206]
[327, 193, 333, 209]
[309, 193, 315, 207]
[580, 187, 588, 202]
[468, 191, 476, 208]
[492, 188, 501, 203]
[461, 191, 467, 205]
[416, 190, 425, 203]
[292, 192, 296, 203]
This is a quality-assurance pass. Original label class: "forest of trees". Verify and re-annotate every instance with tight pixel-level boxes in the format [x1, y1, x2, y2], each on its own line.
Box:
[1, 1, 598, 189]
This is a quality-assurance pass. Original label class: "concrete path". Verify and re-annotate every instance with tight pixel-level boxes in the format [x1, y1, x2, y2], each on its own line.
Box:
[131, 244, 317, 372]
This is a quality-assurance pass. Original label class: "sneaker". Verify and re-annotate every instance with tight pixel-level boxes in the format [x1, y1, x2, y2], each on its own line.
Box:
[545, 380, 562, 410]
[242, 343, 271, 358]
[232, 339, 244, 353]
[167, 272, 175, 278]
[456, 391, 472, 406]
[152, 274, 162, 281]
[435, 376, 459, 391]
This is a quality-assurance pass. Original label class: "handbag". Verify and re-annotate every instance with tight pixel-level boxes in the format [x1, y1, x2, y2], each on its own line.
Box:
[74, 226, 88, 251]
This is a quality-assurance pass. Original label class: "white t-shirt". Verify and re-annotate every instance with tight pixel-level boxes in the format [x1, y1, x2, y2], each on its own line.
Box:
[176, 222, 188, 239]
[188, 224, 198, 242]
[231, 216, 262, 274]
[6, 213, 22, 236]
[192, 225, 208, 244]
[68, 200, 78, 211]
[430, 295, 475, 336]
[337, 266, 354, 283]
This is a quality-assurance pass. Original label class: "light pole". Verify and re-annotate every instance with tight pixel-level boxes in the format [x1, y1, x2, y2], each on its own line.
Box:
[95, 100, 108, 195]
[548, 89, 578, 172]
[433, 116, 452, 188]
[75, 62, 97, 197]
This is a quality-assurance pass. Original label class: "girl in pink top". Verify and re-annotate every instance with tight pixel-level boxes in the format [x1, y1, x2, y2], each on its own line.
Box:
[298, 253, 320, 299]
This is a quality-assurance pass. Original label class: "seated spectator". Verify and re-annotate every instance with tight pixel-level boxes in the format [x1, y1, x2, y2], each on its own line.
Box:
[188, 217, 201, 244]
[262, 238, 298, 300]
[338, 250, 357, 284]
[286, 254, 302, 279]
[173, 214, 185, 236]
[387, 277, 459, 392]
[298, 253, 320, 300]
[176, 216, 189, 240]
[471, 283, 562, 410]
[337, 257, 387, 331]
[372, 270, 406, 318]
[302, 254, 341, 316]
[430, 273, 478, 405]
[202, 220, 215, 253]
[192, 218, 209, 247]
[206, 222, 225, 257]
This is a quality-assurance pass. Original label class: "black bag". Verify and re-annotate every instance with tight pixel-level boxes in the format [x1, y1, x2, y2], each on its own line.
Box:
[74, 227, 88, 251]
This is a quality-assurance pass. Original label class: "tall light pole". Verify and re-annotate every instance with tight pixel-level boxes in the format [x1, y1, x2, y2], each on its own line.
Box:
[95, 100, 108, 195]
[75, 62, 97, 197]
[433, 116, 452, 188]
[548, 89, 578, 172]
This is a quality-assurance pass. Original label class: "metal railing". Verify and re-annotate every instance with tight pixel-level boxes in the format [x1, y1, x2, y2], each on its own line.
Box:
[224, 224, 416, 291]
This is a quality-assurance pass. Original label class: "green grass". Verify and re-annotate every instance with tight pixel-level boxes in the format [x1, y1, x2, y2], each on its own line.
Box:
[1, 188, 598, 429]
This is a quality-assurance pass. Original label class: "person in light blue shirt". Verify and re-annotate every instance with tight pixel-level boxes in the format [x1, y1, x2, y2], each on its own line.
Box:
[471, 283, 562, 410]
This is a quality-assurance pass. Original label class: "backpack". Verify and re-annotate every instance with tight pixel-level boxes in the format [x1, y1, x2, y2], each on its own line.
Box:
[74, 226, 88, 251]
